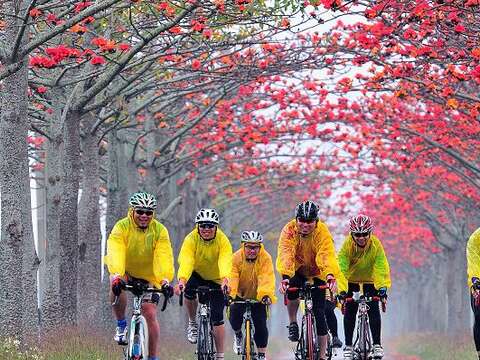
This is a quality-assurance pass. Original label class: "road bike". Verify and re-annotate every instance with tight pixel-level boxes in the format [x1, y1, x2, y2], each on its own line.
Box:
[341, 292, 386, 360]
[180, 286, 227, 360]
[113, 278, 171, 360]
[285, 282, 330, 360]
[229, 299, 263, 360]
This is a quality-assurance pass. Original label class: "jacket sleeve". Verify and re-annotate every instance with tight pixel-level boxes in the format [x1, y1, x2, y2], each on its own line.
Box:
[104, 221, 127, 276]
[256, 251, 277, 303]
[467, 228, 480, 287]
[372, 240, 391, 290]
[314, 224, 342, 281]
[153, 224, 175, 283]
[276, 223, 296, 278]
[337, 240, 350, 293]
[218, 233, 233, 280]
[177, 234, 196, 281]
[229, 252, 241, 299]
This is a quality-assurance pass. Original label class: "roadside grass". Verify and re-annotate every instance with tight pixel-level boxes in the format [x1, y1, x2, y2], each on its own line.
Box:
[388, 332, 478, 360]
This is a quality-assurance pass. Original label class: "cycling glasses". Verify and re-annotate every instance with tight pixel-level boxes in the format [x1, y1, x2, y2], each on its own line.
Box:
[352, 232, 370, 238]
[297, 217, 316, 224]
[135, 209, 153, 216]
[199, 223, 216, 229]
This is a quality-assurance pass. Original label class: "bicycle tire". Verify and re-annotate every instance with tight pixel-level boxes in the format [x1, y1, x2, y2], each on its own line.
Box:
[127, 315, 149, 360]
[359, 315, 369, 360]
[306, 313, 315, 360]
[245, 319, 251, 360]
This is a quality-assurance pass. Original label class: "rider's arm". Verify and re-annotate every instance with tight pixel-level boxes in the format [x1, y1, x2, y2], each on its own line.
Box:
[153, 223, 175, 283]
[177, 232, 196, 282]
[217, 230, 233, 280]
[336, 236, 351, 294]
[229, 251, 241, 299]
[372, 236, 391, 290]
[276, 221, 297, 278]
[104, 221, 127, 276]
[314, 222, 342, 281]
[256, 250, 277, 304]
[467, 228, 480, 288]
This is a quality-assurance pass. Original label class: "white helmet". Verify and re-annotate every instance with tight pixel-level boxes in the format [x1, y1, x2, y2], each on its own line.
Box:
[241, 231, 263, 244]
[195, 208, 219, 224]
[129, 191, 157, 210]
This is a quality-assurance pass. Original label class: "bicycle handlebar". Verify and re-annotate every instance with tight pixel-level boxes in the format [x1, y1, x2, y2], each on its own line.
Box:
[283, 284, 331, 306]
[112, 283, 172, 312]
[340, 295, 387, 314]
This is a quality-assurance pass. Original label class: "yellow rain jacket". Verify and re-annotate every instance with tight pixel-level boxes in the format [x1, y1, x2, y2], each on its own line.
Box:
[276, 219, 343, 283]
[177, 226, 232, 283]
[337, 234, 391, 293]
[467, 227, 480, 288]
[104, 209, 174, 287]
[229, 245, 277, 303]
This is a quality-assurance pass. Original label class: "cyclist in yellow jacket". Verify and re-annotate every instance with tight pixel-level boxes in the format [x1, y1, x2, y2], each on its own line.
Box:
[276, 200, 344, 360]
[338, 214, 391, 360]
[104, 192, 174, 360]
[176, 208, 232, 360]
[228, 231, 277, 360]
[467, 227, 480, 360]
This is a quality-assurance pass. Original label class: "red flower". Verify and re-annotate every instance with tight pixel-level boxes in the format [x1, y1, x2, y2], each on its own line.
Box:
[90, 56, 106, 65]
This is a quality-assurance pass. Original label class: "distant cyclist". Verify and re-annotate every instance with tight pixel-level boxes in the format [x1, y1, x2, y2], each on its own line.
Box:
[175, 208, 233, 360]
[337, 214, 391, 360]
[229, 231, 277, 360]
[104, 191, 174, 360]
[277, 200, 344, 360]
[467, 227, 480, 360]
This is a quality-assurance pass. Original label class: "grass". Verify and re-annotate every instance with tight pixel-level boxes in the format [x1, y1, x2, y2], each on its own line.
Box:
[388, 332, 478, 360]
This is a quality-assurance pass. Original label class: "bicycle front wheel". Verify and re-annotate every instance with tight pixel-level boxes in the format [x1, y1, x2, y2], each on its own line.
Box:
[128, 315, 149, 360]
[358, 315, 369, 360]
[305, 313, 315, 360]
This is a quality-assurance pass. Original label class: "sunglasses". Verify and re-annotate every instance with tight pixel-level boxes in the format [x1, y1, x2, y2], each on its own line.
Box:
[199, 223, 216, 229]
[245, 245, 261, 251]
[297, 218, 316, 224]
[135, 209, 153, 216]
[352, 232, 370, 238]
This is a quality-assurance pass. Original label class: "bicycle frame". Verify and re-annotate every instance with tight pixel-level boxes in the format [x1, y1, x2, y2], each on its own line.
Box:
[229, 299, 259, 360]
[285, 283, 330, 360]
[114, 280, 169, 360]
[180, 286, 224, 360]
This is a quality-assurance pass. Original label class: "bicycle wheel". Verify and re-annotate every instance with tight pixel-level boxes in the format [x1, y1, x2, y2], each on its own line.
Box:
[128, 315, 148, 360]
[305, 313, 315, 360]
[358, 315, 369, 360]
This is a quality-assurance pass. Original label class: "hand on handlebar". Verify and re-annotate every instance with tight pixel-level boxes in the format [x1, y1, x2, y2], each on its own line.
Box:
[279, 278, 290, 294]
[111, 275, 126, 296]
[261, 295, 272, 305]
[377, 287, 388, 300]
[161, 280, 174, 298]
[174, 279, 185, 296]
[326, 274, 337, 294]
[222, 278, 230, 295]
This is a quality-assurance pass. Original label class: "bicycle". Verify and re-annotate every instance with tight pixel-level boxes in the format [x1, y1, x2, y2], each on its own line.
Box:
[180, 286, 227, 360]
[341, 292, 386, 360]
[228, 299, 262, 360]
[113, 278, 171, 360]
[285, 282, 330, 360]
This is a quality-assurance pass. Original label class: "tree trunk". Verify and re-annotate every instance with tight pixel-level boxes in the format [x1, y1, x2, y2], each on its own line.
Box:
[58, 109, 82, 325]
[77, 116, 102, 325]
[41, 99, 64, 329]
[446, 245, 470, 333]
[0, 3, 39, 336]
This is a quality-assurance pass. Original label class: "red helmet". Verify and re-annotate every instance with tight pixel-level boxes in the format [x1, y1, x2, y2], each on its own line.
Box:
[349, 214, 373, 233]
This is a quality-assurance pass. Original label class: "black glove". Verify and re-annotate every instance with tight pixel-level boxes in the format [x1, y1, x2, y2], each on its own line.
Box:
[261, 296, 272, 305]
[473, 277, 480, 290]
[162, 283, 174, 298]
[377, 287, 387, 299]
[337, 291, 347, 302]
[111, 276, 125, 296]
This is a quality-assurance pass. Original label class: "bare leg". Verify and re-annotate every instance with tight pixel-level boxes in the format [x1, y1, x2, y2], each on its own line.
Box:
[287, 299, 300, 323]
[110, 290, 127, 320]
[142, 303, 159, 357]
[185, 297, 198, 321]
[212, 324, 225, 353]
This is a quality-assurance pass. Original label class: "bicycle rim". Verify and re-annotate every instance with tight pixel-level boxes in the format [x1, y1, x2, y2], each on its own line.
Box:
[306, 313, 315, 360]
[360, 316, 368, 360]
[245, 319, 251, 360]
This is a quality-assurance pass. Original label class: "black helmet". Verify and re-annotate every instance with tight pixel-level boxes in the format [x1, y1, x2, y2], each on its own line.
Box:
[295, 200, 319, 221]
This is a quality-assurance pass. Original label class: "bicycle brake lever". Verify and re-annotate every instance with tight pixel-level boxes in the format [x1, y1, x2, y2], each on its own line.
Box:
[161, 293, 168, 312]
